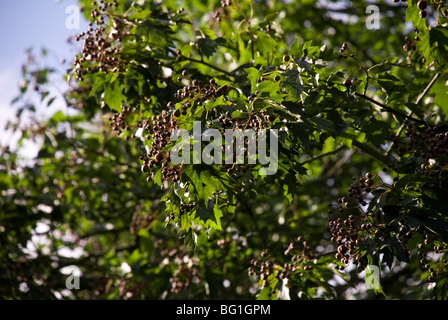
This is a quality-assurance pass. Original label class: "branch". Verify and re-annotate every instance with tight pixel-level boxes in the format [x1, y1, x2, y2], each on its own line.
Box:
[351, 139, 391, 166]
[325, 149, 354, 178]
[184, 56, 235, 78]
[58, 244, 137, 268]
[325, 18, 377, 66]
[265, 99, 391, 165]
[78, 226, 128, 240]
[300, 145, 347, 165]
[416, 72, 440, 104]
[386, 72, 440, 155]
[167, 47, 234, 77]
[354, 92, 426, 125]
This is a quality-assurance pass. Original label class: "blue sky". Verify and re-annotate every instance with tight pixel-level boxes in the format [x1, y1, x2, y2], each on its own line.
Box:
[0, 0, 88, 150]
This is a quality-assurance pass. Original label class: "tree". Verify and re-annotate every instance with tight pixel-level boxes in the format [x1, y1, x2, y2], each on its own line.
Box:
[1, 0, 448, 300]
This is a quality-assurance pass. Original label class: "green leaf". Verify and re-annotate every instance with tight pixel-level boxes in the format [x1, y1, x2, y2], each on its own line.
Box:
[284, 70, 303, 101]
[430, 73, 448, 113]
[429, 26, 448, 64]
[406, 0, 427, 32]
[213, 205, 223, 231]
[381, 246, 394, 270]
[183, 165, 205, 200]
[49, 110, 67, 123]
[153, 168, 162, 185]
[179, 229, 197, 249]
[384, 234, 410, 263]
[104, 77, 123, 112]
[365, 264, 387, 297]
[289, 38, 301, 57]
[376, 73, 405, 95]
[318, 44, 337, 61]
[197, 38, 217, 58]
[363, 237, 375, 256]
[245, 67, 263, 91]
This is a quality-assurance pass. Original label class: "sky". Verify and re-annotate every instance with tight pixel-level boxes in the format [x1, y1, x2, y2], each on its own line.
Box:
[0, 0, 89, 153]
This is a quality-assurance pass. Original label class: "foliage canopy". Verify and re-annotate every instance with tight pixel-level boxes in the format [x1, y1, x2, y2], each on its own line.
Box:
[1, 0, 448, 300]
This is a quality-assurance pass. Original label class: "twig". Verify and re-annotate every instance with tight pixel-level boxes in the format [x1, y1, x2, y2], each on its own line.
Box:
[234, 0, 255, 61]
[354, 92, 426, 124]
[416, 72, 440, 104]
[265, 99, 391, 165]
[351, 140, 391, 166]
[326, 149, 354, 177]
[386, 72, 440, 155]
[169, 48, 234, 77]
[300, 145, 347, 165]
[186, 56, 234, 77]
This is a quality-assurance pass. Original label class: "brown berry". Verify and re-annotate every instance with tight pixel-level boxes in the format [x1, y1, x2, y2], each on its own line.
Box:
[419, 10, 427, 18]
[417, 0, 427, 10]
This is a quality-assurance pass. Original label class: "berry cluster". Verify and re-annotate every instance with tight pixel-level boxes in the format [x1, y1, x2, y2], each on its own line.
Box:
[135, 67, 281, 184]
[392, 0, 428, 17]
[217, 111, 236, 128]
[417, 0, 428, 18]
[219, 110, 272, 132]
[217, 237, 232, 248]
[158, 248, 201, 294]
[173, 72, 228, 116]
[339, 42, 349, 53]
[169, 70, 277, 172]
[403, 35, 419, 54]
[108, 105, 136, 135]
[140, 111, 182, 183]
[114, 278, 136, 300]
[248, 237, 316, 287]
[248, 250, 274, 287]
[328, 167, 448, 274]
[210, 0, 232, 23]
[337, 42, 356, 61]
[417, 233, 447, 282]
[218, 110, 275, 175]
[169, 257, 200, 294]
[336, 172, 376, 208]
[391, 122, 448, 172]
[169, 202, 196, 220]
[283, 236, 316, 262]
[221, 0, 231, 7]
[327, 172, 386, 269]
[73, 1, 121, 81]
[89, 0, 118, 18]
[328, 215, 364, 269]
